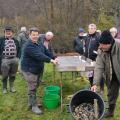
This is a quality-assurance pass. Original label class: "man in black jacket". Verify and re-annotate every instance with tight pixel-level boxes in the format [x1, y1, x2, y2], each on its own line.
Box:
[21, 27, 58, 115]
[0, 25, 20, 94]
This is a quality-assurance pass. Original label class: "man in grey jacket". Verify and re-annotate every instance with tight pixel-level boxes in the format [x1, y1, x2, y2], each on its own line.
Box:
[91, 30, 120, 118]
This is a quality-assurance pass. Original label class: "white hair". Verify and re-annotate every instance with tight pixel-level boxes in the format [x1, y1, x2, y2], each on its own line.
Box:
[45, 31, 54, 37]
[21, 27, 27, 32]
[110, 27, 117, 33]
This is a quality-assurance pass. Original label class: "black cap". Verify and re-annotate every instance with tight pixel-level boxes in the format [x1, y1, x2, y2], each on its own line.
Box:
[4, 25, 14, 32]
[99, 30, 114, 44]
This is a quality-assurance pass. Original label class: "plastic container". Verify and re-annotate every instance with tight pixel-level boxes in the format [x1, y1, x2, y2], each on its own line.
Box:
[43, 94, 60, 109]
[69, 90, 105, 120]
[44, 85, 60, 95]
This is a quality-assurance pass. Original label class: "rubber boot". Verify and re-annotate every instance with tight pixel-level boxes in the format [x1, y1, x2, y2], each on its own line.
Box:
[3, 88, 7, 94]
[104, 104, 115, 118]
[30, 94, 43, 115]
[2, 77, 8, 94]
[9, 76, 16, 93]
[28, 95, 42, 110]
[32, 105, 43, 115]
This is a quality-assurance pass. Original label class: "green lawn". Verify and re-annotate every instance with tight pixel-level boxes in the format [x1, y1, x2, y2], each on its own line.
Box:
[0, 64, 120, 120]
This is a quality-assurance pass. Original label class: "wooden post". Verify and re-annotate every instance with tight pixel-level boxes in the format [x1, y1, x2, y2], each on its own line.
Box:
[94, 99, 99, 119]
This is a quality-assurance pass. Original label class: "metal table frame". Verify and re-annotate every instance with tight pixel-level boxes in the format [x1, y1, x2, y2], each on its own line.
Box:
[54, 56, 95, 110]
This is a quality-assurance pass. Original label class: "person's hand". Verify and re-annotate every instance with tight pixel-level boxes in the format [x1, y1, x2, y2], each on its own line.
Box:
[50, 59, 58, 65]
[55, 57, 59, 62]
[91, 85, 97, 92]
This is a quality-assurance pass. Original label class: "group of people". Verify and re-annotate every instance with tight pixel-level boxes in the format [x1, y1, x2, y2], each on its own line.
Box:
[0, 25, 58, 115]
[74, 23, 120, 118]
[0, 23, 120, 118]
[73, 23, 104, 93]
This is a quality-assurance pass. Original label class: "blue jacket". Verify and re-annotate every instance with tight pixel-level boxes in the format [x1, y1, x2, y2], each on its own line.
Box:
[21, 39, 54, 74]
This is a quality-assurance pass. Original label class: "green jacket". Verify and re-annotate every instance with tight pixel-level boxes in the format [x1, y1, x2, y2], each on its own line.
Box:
[93, 39, 120, 85]
[17, 32, 28, 58]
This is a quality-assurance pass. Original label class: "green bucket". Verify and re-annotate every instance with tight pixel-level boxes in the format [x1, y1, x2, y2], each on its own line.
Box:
[43, 94, 60, 109]
[45, 85, 60, 95]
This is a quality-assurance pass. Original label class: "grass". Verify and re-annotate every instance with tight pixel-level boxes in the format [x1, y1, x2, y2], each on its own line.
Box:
[0, 63, 120, 120]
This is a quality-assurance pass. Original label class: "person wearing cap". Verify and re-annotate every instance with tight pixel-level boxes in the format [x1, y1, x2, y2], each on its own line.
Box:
[21, 27, 58, 115]
[91, 30, 120, 118]
[73, 28, 86, 55]
[0, 25, 20, 94]
[38, 31, 57, 83]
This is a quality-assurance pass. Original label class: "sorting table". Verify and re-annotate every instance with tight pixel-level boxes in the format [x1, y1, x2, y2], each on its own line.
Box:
[55, 55, 95, 110]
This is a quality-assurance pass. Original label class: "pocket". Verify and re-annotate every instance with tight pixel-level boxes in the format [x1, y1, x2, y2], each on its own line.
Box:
[1, 59, 8, 67]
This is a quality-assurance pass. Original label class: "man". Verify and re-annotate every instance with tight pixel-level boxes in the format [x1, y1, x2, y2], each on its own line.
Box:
[110, 27, 118, 39]
[39, 31, 55, 55]
[21, 27, 58, 115]
[84, 24, 102, 86]
[0, 25, 20, 94]
[38, 31, 56, 82]
[17, 26, 28, 58]
[91, 30, 120, 118]
[17, 27, 28, 73]
[73, 28, 86, 55]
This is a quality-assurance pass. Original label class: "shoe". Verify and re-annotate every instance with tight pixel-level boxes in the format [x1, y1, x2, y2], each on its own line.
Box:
[3, 88, 7, 94]
[2, 79, 7, 94]
[10, 87, 16, 93]
[28, 94, 43, 114]
[32, 105, 43, 115]
[9, 81, 16, 93]
[28, 102, 42, 110]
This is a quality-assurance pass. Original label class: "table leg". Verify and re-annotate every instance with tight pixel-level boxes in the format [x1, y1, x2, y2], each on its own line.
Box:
[60, 72, 63, 110]
[53, 65, 56, 83]
[72, 71, 74, 81]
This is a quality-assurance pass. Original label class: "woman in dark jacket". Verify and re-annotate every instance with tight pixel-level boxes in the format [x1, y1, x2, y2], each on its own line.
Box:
[73, 28, 86, 55]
